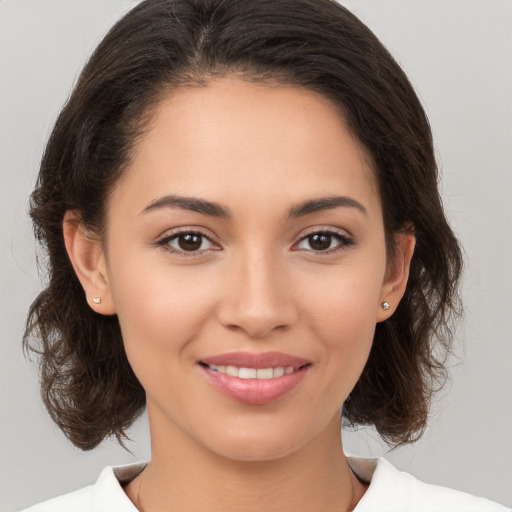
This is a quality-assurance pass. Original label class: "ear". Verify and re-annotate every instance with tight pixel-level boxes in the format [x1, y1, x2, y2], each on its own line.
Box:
[63, 211, 116, 315]
[376, 230, 416, 322]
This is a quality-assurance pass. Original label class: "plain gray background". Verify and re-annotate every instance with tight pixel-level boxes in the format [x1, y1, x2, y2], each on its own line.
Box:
[1, 0, 511, 510]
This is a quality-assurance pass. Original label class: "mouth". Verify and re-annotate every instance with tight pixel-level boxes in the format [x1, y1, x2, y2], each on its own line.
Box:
[199, 363, 306, 379]
[198, 352, 312, 405]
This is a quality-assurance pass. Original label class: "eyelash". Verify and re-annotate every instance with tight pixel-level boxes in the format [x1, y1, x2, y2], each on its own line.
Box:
[294, 229, 355, 254]
[155, 228, 355, 258]
[155, 230, 219, 259]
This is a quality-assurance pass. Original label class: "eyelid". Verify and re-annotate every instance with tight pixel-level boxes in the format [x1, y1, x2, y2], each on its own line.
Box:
[155, 227, 221, 257]
[298, 225, 353, 239]
[292, 226, 355, 253]
[154, 225, 355, 257]
[156, 226, 218, 242]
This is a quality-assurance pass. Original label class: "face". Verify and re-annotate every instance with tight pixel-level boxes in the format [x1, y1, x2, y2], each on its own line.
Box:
[86, 77, 410, 461]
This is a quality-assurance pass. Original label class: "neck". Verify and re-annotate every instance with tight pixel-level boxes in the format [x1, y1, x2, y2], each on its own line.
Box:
[126, 410, 367, 512]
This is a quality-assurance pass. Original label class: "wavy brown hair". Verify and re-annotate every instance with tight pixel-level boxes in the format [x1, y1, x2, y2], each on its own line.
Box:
[24, 0, 462, 450]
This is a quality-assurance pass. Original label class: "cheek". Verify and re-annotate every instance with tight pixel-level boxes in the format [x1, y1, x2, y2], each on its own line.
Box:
[300, 259, 384, 385]
[108, 257, 219, 381]
[302, 256, 384, 332]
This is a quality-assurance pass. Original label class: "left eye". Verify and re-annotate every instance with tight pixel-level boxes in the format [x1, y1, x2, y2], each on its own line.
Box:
[296, 231, 351, 252]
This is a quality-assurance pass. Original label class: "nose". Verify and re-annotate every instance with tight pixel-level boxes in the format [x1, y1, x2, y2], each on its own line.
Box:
[216, 249, 299, 339]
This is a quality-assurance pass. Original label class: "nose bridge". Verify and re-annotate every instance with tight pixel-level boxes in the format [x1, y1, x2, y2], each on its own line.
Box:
[216, 243, 297, 338]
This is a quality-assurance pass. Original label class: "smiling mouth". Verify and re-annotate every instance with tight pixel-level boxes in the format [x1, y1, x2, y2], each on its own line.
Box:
[198, 354, 312, 405]
[199, 363, 309, 379]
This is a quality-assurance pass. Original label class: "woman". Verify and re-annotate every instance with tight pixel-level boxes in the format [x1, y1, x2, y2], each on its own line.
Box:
[19, 0, 509, 510]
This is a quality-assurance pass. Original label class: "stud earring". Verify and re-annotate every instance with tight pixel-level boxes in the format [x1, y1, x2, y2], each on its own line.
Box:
[93, 297, 101, 304]
[381, 301, 390, 311]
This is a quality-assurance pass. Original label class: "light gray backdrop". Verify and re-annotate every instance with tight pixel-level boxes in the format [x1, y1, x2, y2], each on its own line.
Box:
[1, 1, 511, 510]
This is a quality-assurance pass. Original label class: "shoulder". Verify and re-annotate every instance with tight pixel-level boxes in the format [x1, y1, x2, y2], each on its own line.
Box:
[20, 463, 147, 512]
[20, 483, 96, 512]
[349, 457, 510, 512]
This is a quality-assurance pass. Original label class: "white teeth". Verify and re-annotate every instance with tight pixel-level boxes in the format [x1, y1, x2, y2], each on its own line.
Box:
[273, 367, 285, 378]
[208, 365, 296, 379]
[226, 365, 238, 377]
[239, 367, 257, 379]
[256, 368, 273, 379]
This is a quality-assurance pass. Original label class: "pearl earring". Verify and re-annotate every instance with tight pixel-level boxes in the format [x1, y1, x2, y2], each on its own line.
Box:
[93, 297, 101, 304]
[381, 301, 390, 311]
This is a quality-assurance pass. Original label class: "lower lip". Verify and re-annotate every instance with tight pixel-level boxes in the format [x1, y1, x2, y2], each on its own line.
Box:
[200, 365, 310, 405]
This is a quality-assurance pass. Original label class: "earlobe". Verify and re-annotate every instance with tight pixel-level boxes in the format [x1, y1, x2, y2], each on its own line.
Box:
[376, 231, 415, 322]
[63, 211, 116, 315]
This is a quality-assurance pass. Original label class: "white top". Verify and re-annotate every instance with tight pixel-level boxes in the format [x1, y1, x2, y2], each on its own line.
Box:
[21, 457, 510, 512]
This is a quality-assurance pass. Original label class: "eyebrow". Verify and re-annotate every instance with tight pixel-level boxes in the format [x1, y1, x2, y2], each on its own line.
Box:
[288, 195, 367, 218]
[142, 194, 367, 219]
[143, 195, 231, 218]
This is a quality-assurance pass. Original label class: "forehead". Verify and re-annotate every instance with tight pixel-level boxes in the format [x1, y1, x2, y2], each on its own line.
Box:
[113, 77, 380, 219]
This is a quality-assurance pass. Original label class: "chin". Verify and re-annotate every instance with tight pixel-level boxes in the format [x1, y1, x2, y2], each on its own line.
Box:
[200, 421, 316, 463]
[212, 440, 298, 463]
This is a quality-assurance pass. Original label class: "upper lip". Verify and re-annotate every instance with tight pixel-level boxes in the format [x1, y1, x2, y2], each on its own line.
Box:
[200, 351, 311, 369]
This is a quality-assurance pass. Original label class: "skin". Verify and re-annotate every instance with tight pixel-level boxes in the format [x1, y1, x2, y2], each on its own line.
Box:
[64, 77, 415, 512]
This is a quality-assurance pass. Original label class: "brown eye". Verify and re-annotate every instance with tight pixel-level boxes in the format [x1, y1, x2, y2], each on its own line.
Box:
[159, 231, 215, 255]
[308, 233, 333, 251]
[295, 230, 353, 253]
[177, 233, 203, 251]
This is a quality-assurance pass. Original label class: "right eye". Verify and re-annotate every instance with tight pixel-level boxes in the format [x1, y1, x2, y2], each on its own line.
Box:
[157, 230, 218, 257]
